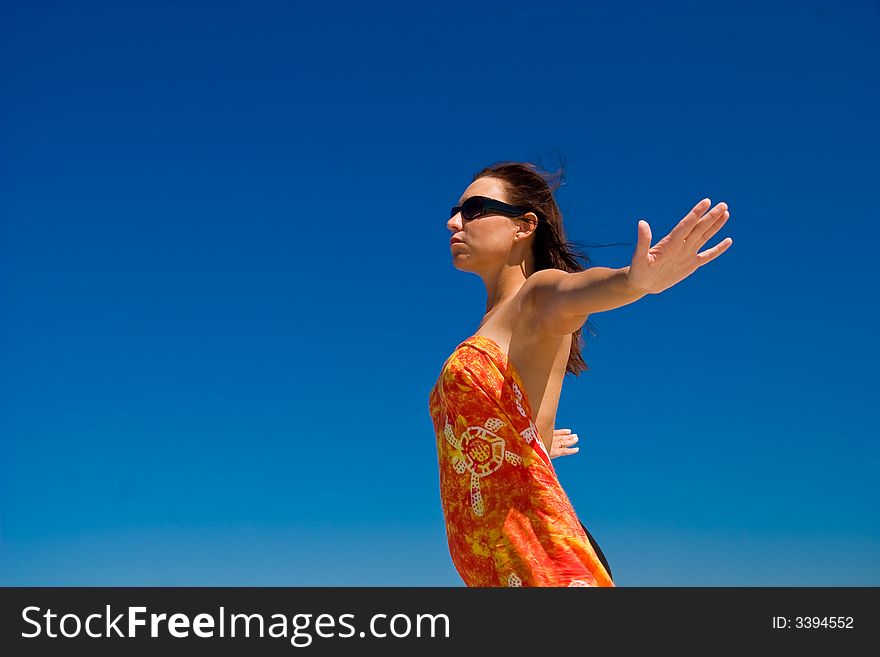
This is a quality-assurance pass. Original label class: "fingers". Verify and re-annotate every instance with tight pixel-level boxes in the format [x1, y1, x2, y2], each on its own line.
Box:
[551, 428, 580, 458]
[551, 445, 579, 459]
[687, 202, 728, 244]
[550, 432, 580, 458]
[670, 198, 711, 241]
[695, 235, 733, 265]
[559, 433, 579, 447]
[692, 198, 711, 216]
[694, 209, 730, 246]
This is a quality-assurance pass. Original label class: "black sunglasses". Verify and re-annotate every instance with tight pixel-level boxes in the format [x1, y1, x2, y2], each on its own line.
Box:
[450, 195, 536, 221]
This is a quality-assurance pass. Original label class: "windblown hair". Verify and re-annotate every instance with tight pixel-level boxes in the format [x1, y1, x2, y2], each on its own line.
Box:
[473, 157, 610, 376]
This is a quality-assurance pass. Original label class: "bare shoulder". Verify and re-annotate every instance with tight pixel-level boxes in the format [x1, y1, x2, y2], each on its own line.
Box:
[521, 268, 569, 310]
[524, 268, 569, 288]
[523, 268, 589, 337]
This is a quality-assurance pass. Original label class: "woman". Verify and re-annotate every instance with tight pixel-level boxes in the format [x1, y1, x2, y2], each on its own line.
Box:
[427, 161, 732, 587]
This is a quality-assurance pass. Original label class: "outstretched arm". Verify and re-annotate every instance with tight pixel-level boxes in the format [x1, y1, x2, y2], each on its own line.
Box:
[527, 198, 732, 335]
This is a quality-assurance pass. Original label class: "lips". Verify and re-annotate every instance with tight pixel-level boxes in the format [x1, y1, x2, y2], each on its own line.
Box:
[450, 238, 465, 246]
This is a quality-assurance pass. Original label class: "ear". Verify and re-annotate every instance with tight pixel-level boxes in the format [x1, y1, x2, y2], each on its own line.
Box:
[516, 212, 540, 238]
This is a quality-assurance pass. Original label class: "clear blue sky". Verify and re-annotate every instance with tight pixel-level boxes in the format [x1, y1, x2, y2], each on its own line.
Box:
[1, 0, 877, 586]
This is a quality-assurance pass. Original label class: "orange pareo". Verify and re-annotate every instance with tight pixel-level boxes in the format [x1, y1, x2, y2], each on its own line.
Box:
[428, 334, 615, 587]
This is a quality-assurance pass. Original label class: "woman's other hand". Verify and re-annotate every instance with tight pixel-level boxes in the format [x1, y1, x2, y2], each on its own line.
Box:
[550, 428, 580, 459]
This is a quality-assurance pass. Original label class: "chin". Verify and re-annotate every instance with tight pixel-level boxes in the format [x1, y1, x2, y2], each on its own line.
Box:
[451, 255, 473, 272]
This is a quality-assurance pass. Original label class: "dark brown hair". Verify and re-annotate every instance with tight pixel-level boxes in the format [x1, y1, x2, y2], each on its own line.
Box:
[473, 157, 613, 376]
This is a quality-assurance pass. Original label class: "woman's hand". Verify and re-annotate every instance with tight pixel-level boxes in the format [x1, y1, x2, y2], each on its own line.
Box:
[550, 428, 580, 459]
[626, 198, 733, 295]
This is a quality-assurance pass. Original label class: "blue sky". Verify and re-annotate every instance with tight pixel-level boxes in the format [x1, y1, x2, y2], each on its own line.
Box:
[1, 0, 877, 586]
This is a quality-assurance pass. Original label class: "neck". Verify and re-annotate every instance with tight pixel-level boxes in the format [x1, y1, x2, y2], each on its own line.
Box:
[481, 252, 535, 315]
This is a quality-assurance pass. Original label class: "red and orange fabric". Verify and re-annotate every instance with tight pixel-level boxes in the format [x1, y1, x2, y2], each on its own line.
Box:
[428, 334, 615, 587]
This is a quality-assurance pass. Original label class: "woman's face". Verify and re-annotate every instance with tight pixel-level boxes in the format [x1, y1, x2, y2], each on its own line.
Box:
[447, 177, 522, 273]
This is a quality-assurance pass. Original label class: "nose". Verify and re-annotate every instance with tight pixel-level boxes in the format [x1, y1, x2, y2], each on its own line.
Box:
[447, 211, 463, 233]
